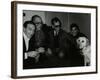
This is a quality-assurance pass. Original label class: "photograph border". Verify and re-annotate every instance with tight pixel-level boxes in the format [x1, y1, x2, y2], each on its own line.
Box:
[11, 1, 98, 78]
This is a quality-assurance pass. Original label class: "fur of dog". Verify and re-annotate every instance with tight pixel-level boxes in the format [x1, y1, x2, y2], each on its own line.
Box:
[76, 37, 91, 66]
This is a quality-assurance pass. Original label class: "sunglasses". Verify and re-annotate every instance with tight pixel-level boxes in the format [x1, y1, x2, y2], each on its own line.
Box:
[54, 25, 60, 27]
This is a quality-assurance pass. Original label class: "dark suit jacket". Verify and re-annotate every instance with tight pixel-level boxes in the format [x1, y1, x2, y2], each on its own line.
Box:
[34, 24, 52, 49]
[23, 35, 39, 69]
[23, 34, 51, 69]
[47, 29, 71, 66]
[48, 29, 84, 67]
[48, 29, 73, 53]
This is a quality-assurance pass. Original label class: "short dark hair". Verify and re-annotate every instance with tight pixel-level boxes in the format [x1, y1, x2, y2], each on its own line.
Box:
[51, 17, 62, 27]
[23, 21, 35, 28]
[70, 23, 80, 31]
[31, 15, 43, 24]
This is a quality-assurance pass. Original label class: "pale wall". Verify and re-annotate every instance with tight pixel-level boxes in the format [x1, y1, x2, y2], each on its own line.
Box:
[0, 0, 99, 80]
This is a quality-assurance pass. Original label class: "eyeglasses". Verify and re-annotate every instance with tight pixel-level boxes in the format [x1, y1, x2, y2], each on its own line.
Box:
[54, 25, 60, 27]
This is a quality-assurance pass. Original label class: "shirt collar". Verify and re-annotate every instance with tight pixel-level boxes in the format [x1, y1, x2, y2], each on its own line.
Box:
[23, 32, 30, 41]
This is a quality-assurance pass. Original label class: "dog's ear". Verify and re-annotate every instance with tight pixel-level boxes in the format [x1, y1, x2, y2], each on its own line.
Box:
[86, 38, 89, 47]
[76, 38, 79, 44]
[76, 38, 81, 48]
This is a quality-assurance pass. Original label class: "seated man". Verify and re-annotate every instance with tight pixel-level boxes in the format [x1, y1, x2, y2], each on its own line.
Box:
[23, 21, 45, 69]
[47, 17, 73, 67]
[47, 17, 84, 67]
[31, 15, 53, 48]
[31, 15, 53, 68]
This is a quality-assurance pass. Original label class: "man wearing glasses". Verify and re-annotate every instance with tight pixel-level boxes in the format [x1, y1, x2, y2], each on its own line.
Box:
[31, 15, 52, 68]
[47, 17, 79, 67]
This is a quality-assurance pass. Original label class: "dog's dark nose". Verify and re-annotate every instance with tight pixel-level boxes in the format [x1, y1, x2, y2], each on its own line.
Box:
[78, 49, 83, 55]
[80, 48, 83, 50]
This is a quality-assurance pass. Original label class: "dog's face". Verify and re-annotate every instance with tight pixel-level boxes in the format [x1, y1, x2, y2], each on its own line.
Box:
[76, 37, 89, 49]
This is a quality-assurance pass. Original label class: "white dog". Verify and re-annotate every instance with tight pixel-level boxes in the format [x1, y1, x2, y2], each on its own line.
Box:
[76, 37, 91, 66]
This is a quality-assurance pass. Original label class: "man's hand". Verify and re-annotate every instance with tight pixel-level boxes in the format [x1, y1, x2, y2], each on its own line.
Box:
[36, 47, 45, 53]
[27, 51, 39, 58]
[47, 48, 52, 55]
[58, 52, 64, 58]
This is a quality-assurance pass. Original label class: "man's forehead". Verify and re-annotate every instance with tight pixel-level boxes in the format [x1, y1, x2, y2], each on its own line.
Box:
[27, 24, 35, 28]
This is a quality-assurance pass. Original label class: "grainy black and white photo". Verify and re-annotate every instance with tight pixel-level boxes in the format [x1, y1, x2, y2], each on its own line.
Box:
[23, 10, 91, 69]
[11, 1, 97, 78]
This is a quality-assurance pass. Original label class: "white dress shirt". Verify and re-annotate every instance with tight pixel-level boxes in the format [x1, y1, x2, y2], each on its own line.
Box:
[23, 33, 30, 59]
[54, 30, 59, 36]
[23, 33, 30, 51]
[23, 33, 39, 60]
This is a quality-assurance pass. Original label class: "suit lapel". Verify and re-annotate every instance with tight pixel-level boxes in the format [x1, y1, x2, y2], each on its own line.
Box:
[23, 37, 26, 52]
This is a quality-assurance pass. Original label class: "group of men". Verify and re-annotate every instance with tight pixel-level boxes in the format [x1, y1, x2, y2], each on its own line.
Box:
[23, 15, 85, 69]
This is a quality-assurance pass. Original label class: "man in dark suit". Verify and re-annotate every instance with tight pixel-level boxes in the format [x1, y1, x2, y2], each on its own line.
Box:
[31, 15, 53, 68]
[31, 15, 52, 49]
[47, 17, 84, 67]
[46, 17, 74, 67]
[23, 21, 45, 69]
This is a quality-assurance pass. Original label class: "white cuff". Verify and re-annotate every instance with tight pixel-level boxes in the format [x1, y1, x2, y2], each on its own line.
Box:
[25, 52, 28, 59]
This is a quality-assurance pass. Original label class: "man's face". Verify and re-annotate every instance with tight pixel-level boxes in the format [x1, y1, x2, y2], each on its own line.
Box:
[24, 24, 35, 39]
[53, 21, 60, 31]
[71, 27, 79, 37]
[33, 17, 42, 30]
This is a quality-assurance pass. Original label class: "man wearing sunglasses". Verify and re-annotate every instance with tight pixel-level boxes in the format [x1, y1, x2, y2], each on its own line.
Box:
[31, 15, 52, 68]
[47, 17, 74, 67]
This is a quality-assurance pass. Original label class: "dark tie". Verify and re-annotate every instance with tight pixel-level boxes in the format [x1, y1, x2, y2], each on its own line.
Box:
[54, 31, 59, 48]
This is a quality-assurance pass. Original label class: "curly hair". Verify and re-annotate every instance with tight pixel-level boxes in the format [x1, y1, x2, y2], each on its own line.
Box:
[51, 17, 62, 27]
[70, 23, 80, 31]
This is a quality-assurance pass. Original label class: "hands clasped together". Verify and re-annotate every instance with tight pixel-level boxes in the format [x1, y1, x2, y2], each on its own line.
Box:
[25, 47, 45, 62]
